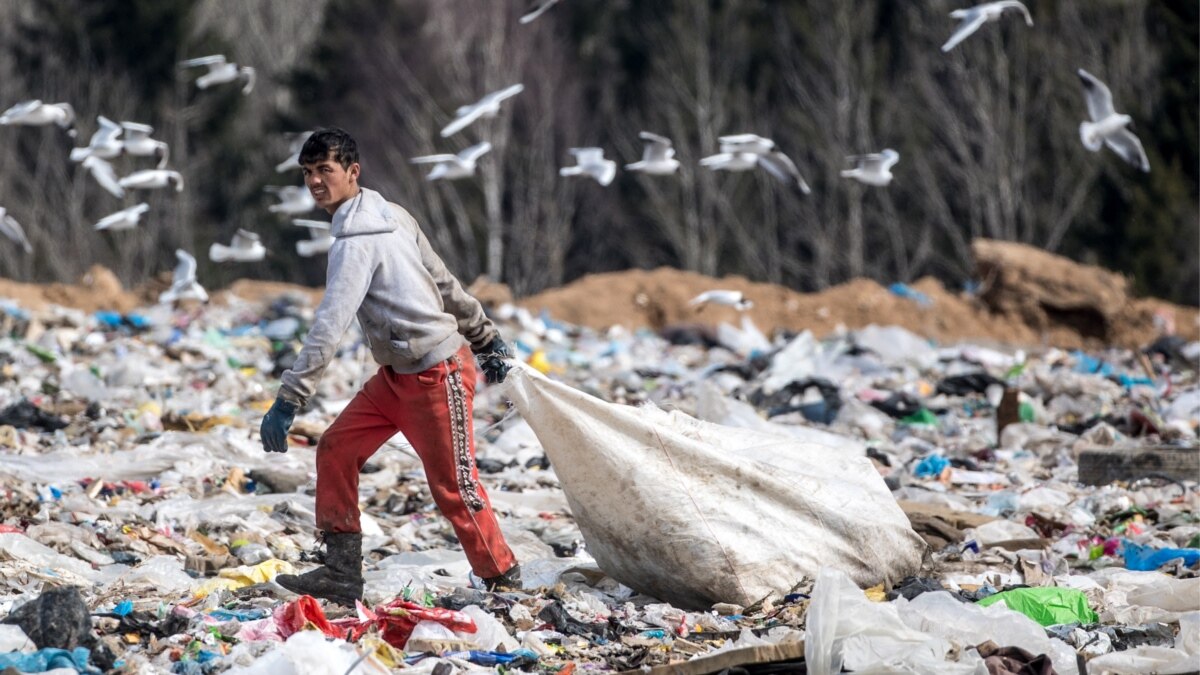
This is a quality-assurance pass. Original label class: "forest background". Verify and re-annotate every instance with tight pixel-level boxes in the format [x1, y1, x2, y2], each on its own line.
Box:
[0, 0, 1195, 304]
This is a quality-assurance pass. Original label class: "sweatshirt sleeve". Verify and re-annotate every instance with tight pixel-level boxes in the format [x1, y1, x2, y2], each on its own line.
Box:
[414, 226, 496, 350]
[279, 240, 375, 406]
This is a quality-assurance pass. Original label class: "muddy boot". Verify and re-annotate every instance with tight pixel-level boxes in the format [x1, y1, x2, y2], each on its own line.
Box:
[276, 532, 363, 606]
[481, 564, 522, 592]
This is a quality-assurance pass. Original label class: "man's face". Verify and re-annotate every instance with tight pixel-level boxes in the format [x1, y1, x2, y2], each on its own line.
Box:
[302, 152, 360, 214]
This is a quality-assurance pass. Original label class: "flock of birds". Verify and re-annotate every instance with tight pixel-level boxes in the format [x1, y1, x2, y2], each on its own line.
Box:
[0, 0, 1154, 309]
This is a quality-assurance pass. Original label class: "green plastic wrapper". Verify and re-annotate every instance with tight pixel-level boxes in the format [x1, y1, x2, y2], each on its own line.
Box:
[976, 587, 1098, 626]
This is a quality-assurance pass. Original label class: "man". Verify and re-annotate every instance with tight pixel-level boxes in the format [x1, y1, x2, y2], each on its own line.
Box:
[260, 128, 519, 606]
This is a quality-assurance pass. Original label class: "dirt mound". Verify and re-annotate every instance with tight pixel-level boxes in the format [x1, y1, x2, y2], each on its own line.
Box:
[521, 242, 1198, 349]
[212, 279, 324, 308]
[0, 265, 142, 314]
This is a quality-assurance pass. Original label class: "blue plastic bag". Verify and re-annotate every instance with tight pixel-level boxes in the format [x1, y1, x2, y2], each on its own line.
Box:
[1122, 541, 1200, 571]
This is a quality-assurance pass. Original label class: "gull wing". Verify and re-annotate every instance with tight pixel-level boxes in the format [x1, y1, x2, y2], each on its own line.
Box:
[232, 229, 261, 248]
[440, 105, 487, 138]
[482, 83, 525, 106]
[942, 10, 986, 52]
[240, 67, 256, 94]
[173, 249, 198, 283]
[0, 212, 32, 253]
[519, 0, 560, 24]
[757, 151, 812, 194]
[459, 141, 493, 162]
[1077, 69, 1115, 122]
[292, 219, 331, 231]
[0, 100, 42, 119]
[83, 157, 125, 198]
[179, 54, 227, 68]
[1104, 128, 1151, 173]
[569, 147, 605, 164]
[410, 153, 460, 164]
[994, 0, 1033, 25]
[639, 132, 674, 161]
[121, 121, 154, 139]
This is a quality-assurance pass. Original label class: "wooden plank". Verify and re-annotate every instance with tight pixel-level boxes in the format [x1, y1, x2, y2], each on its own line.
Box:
[619, 641, 806, 675]
[1078, 445, 1200, 486]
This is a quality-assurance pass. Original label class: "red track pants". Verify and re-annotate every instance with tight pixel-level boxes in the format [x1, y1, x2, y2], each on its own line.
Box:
[314, 345, 516, 578]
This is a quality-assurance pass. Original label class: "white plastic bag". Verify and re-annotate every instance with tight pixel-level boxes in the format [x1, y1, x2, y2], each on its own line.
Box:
[502, 365, 926, 609]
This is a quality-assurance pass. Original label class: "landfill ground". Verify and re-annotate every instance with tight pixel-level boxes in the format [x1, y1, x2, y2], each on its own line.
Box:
[0, 247, 1198, 674]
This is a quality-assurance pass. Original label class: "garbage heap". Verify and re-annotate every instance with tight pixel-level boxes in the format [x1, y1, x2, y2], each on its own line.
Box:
[0, 269, 1195, 674]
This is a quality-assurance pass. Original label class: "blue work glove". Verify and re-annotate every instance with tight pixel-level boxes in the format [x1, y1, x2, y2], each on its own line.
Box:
[473, 335, 512, 384]
[260, 397, 298, 453]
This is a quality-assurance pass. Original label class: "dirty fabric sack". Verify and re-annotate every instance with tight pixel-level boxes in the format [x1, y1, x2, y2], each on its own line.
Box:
[501, 365, 926, 609]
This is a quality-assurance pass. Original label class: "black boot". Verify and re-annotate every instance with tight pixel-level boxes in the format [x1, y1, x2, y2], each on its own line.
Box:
[482, 563, 522, 592]
[276, 532, 364, 606]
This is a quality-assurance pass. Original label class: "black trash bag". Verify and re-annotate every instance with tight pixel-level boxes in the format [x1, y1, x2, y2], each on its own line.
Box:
[537, 600, 615, 640]
[2, 586, 94, 650]
[870, 392, 924, 419]
[757, 377, 843, 424]
[0, 399, 68, 431]
[886, 576, 945, 601]
[936, 372, 1005, 396]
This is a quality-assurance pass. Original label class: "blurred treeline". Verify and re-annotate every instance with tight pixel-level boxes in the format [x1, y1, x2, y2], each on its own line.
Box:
[0, 0, 1195, 304]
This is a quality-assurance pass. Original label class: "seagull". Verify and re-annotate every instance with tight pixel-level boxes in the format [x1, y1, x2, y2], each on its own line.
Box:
[159, 249, 208, 304]
[265, 185, 317, 215]
[178, 55, 256, 95]
[440, 84, 524, 138]
[625, 132, 680, 175]
[942, 1, 1033, 52]
[841, 149, 900, 187]
[411, 142, 493, 181]
[520, 0, 561, 24]
[120, 122, 169, 168]
[81, 156, 125, 198]
[559, 147, 617, 186]
[0, 207, 32, 253]
[94, 203, 150, 231]
[275, 131, 314, 173]
[293, 219, 334, 257]
[209, 229, 266, 263]
[756, 151, 812, 194]
[0, 100, 76, 137]
[688, 290, 753, 312]
[119, 169, 184, 193]
[717, 133, 776, 155]
[69, 116, 123, 162]
[1077, 69, 1150, 173]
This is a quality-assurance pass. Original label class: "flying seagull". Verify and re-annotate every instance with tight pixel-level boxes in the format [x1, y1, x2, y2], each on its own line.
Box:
[841, 149, 900, 187]
[293, 219, 334, 257]
[440, 84, 524, 138]
[688, 290, 753, 312]
[69, 116, 123, 162]
[942, 1, 1033, 52]
[120, 122, 169, 169]
[0, 207, 32, 253]
[81, 156, 126, 198]
[265, 185, 317, 215]
[559, 147, 617, 186]
[0, 100, 76, 137]
[209, 229, 266, 263]
[1077, 68, 1150, 172]
[94, 203, 150, 231]
[625, 132, 680, 175]
[119, 169, 184, 193]
[520, 0, 561, 24]
[717, 133, 776, 155]
[159, 249, 208, 304]
[178, 55, 256, 95]
[411, 142, 493, 181]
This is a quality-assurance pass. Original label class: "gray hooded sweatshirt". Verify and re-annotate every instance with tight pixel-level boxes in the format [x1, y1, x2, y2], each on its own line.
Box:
[279, 187, 495, 406]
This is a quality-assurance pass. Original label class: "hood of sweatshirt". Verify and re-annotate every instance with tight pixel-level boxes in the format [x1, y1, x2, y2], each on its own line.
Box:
[330, 187, 400, 238]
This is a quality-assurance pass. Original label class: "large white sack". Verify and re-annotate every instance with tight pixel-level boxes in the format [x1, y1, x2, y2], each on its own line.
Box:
[501, 365, 926, 609]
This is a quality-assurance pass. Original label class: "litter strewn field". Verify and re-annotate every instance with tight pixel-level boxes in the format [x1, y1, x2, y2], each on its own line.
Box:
[0, 245, 1196, 674]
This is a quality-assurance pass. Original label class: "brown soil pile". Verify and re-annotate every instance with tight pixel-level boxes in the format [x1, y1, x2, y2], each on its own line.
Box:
[0, 265, 143, 314]
[521, 241, 1198, 350]
[211, 279, 324, 308]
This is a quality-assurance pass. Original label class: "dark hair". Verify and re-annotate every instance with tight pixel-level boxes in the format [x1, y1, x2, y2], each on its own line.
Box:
[299, 127, 359, 169]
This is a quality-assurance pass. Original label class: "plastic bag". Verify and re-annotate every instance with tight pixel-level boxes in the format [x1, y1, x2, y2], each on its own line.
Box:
[976, 587, 1099, 626]
[1122, 541, 1200, 571]
[1084, 613, 1199, 675]
[502, 365, 926, 609]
